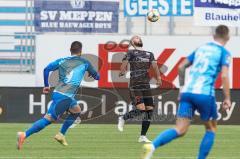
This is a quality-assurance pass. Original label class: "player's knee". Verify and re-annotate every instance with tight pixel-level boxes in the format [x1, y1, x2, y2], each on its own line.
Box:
[44, 114, 55, 122]
[146, 106, 154, 110]
[207, 128, 217, 133]
[65, 112, 80, 122]
[206, 125, 217, 133]
[136, 104, 145, 110]
[205, 121, 217, 133]
[71, 112, 81, 119]
[176, 126, 188, 136]
[69, 105, 81, 114]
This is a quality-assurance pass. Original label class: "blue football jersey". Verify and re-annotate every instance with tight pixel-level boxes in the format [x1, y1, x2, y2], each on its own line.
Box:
[44, 56, 99, 97]
[182, 42, 231, 96]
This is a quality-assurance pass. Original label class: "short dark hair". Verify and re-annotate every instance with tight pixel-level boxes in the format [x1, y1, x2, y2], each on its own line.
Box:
[70, 41, 82, 55]
[215, 25, 229, 40]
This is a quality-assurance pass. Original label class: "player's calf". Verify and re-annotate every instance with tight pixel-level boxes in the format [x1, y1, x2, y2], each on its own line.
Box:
[197, 120, 217, 159]
[139, 110, 153, 143]
[16, 117, 52, 150]
[55, 111, 80, 146]
[23, 117, 52, 139]
[60, 112, 80, 135]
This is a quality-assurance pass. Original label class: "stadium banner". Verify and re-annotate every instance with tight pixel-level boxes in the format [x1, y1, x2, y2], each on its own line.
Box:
[124, 0, 193, 16]
[194, 0, 240, 26]
[35, 35, 240, 89]
[0, 87, 239, 124]
[34, 0, 119, 33]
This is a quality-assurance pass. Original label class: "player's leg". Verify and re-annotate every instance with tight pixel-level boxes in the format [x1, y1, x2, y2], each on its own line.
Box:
[25, 114, 53, 137]
[141, 93, 194, 159]
[55, 100, 81, 146]
[17, 93, 72, 150]
[118, 88, 145, 132]
[138, 96, 154, 143]
[60, 106, 81, 135]
[123, 102, 145, 120]
[17, 114, 53, 150]
[141, 117, 190, 159]
[118, 101, 145, 132]
[152, 93, 193, 147]
[197, 95, 218, 159]
[17, 96, 58, 150]
[198, 120, 217, 159]
[138, 85, 154, 142]
[123, 87, 145, 120]
[26, 93, 72, 137]
[153, 117, 190, 148]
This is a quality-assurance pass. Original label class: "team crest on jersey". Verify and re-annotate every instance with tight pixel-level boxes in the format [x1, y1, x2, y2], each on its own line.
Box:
[70, 0, 85, 9]
[138, 57, 150, 62]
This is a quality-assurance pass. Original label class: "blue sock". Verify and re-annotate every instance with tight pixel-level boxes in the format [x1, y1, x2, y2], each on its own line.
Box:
[153, 128, 179, 149]
[198, 131, 215, 159]
[60, 113, 79, 135]
[25, 118, 51, 138]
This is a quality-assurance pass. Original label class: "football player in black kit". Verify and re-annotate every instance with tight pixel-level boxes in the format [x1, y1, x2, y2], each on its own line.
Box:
[118, 35, 162, 143]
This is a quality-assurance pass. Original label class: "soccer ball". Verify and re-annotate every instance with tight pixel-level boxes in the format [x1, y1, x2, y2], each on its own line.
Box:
[147, 9, 160, 22]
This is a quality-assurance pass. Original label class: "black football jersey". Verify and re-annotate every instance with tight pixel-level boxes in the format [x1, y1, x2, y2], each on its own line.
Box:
[122, 49, 155, 86]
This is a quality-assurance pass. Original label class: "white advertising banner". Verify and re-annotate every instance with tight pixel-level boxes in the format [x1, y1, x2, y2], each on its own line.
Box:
[194, 0, 240, 27]
[35, 35, 240, 89]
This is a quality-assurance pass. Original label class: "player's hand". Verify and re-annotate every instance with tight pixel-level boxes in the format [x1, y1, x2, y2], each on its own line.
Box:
[119, 72, 125, 77]
[43, 87, 51, 94]
[222, 98, 231, 110]
[88, 73, 93, 78]
[178, 86, 183, 101]
[156, 77, 162, 86]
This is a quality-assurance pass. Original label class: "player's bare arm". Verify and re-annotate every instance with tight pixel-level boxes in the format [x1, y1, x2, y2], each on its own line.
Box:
[43, 66, 52, 94]
[221, 66, 231, 110]
[42, 59, 61, 94]
[178, 59, 192, 88]
[178, 59, 192, 100]
[119, 60, 128, 77]
[151, 61, 162, 86]
[43, 67, 51, 94]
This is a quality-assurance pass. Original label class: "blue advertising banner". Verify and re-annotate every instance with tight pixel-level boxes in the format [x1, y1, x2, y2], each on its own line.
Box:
[194, 0, 240, 26]
[195, 0, 240, 9]
[34, 0, 119, 33]
[124, 0, 193, 16]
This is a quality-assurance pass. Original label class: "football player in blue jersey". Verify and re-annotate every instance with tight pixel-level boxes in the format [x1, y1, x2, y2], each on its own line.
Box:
[17, 41, 100, 150]
[142, 25, 232, 159]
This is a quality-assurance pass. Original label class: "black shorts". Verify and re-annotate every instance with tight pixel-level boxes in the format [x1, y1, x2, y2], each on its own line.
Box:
[130, 83, 154, 107]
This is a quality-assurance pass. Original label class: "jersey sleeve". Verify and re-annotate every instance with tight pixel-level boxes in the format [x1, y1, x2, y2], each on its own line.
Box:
[187, 51, 196, 64]
[86, 61, 100, 80]
[43, 58, 64, 87]
[220, 48, 231, 67]
[122, 50, 132, 61]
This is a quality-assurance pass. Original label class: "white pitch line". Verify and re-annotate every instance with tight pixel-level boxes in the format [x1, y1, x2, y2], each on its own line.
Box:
[0, 157, 239, 159]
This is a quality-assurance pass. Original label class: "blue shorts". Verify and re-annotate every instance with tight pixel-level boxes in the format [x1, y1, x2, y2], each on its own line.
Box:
[47, 92, 77, 120]
[177, 93, 218, 121]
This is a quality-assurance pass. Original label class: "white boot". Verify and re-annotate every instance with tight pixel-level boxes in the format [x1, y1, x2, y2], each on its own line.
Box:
[141, 144, 155, 159]
[138, 135, 151, 143]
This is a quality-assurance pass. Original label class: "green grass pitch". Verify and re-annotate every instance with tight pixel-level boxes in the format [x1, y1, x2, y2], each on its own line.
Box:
[0, 124, 239, 159]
